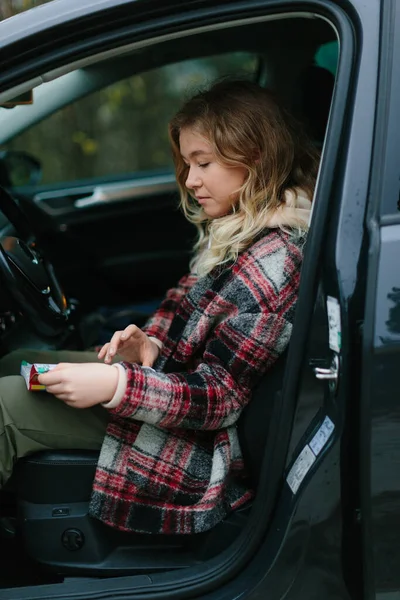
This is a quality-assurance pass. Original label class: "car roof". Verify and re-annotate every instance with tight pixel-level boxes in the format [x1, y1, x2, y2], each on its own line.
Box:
[0, 0, 144, 46]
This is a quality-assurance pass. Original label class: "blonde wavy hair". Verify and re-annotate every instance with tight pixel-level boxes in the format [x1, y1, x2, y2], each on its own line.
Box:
[169, 79, 320, 276]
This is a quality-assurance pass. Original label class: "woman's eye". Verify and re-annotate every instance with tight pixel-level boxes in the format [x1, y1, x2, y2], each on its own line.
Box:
[198, 162, 210, 168]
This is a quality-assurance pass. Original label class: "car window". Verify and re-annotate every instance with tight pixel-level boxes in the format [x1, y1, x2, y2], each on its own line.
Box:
[0, 0, 53, 21]
[3, 53, 258, 185]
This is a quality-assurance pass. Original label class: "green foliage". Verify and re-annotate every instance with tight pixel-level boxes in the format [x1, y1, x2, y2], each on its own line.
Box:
[4, 53, 258, 185]
[0, 0, 54, 20]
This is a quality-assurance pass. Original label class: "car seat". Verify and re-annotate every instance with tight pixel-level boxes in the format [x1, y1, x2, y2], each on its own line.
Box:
[297, 64, 335, 144]
[8, 353, 287, 575]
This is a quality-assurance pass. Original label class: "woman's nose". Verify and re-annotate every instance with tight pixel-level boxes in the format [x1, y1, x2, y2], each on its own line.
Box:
[185, 167, 201, 189]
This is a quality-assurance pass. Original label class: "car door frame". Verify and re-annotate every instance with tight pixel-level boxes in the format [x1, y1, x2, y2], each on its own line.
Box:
[360, 1, 400, 598]
[0, 0, 381, 599]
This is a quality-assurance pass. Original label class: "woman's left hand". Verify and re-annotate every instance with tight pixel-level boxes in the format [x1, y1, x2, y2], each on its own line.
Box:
[38, 363, 119, 408]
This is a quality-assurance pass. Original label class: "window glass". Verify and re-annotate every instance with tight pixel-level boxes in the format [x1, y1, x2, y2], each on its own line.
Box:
[0, 0, 53, 21]
[3, 53, 258, 185]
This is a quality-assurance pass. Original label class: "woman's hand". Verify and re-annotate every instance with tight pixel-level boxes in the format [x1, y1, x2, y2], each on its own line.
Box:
[97, 325, 160, 367]
[38, 363, 119, 408]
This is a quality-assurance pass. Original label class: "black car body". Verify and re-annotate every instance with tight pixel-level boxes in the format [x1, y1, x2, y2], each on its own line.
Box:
[0, 0, 398, 599]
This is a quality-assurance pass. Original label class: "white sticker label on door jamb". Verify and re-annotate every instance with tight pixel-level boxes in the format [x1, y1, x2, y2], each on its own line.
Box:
[286, 445, 316, 494]
[327, 296, 341, 353]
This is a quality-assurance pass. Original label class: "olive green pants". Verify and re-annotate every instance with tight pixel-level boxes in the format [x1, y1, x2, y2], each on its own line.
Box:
[0, 349, 110, 487]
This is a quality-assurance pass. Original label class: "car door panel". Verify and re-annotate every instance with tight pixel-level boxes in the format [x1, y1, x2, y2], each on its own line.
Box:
[17, 175, 195, 310]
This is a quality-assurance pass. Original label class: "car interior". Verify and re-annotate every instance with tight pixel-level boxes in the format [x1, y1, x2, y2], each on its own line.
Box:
[0, 11, 337, 592]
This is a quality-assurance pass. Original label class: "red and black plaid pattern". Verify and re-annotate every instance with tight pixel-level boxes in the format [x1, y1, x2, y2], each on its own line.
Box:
[90, 230, 305, 534]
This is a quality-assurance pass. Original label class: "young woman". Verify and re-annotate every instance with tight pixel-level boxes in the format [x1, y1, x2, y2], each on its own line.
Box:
[0, 80, 319, 535]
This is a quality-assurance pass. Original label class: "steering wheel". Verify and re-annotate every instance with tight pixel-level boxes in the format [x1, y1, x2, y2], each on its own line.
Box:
[0, 186, 70, 337]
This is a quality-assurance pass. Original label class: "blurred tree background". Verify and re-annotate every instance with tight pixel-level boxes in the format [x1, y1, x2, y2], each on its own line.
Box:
[0, 0, 257, 186]
[0, 0, 53, 20]
[3, 54, 257, 185]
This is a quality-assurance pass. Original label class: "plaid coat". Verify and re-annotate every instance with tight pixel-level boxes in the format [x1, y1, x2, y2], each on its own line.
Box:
[89, 229, 305, 534]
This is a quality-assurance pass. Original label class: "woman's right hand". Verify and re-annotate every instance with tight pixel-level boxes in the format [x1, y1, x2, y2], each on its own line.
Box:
[97, 325, 160, 367]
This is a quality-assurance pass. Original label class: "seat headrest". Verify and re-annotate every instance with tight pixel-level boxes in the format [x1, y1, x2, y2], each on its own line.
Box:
[298, 65, 335, 143]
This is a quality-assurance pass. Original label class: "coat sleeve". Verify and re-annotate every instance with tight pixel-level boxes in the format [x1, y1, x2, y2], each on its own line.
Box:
[108, 307, 293, 430]
[141, 272, 198, 345]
